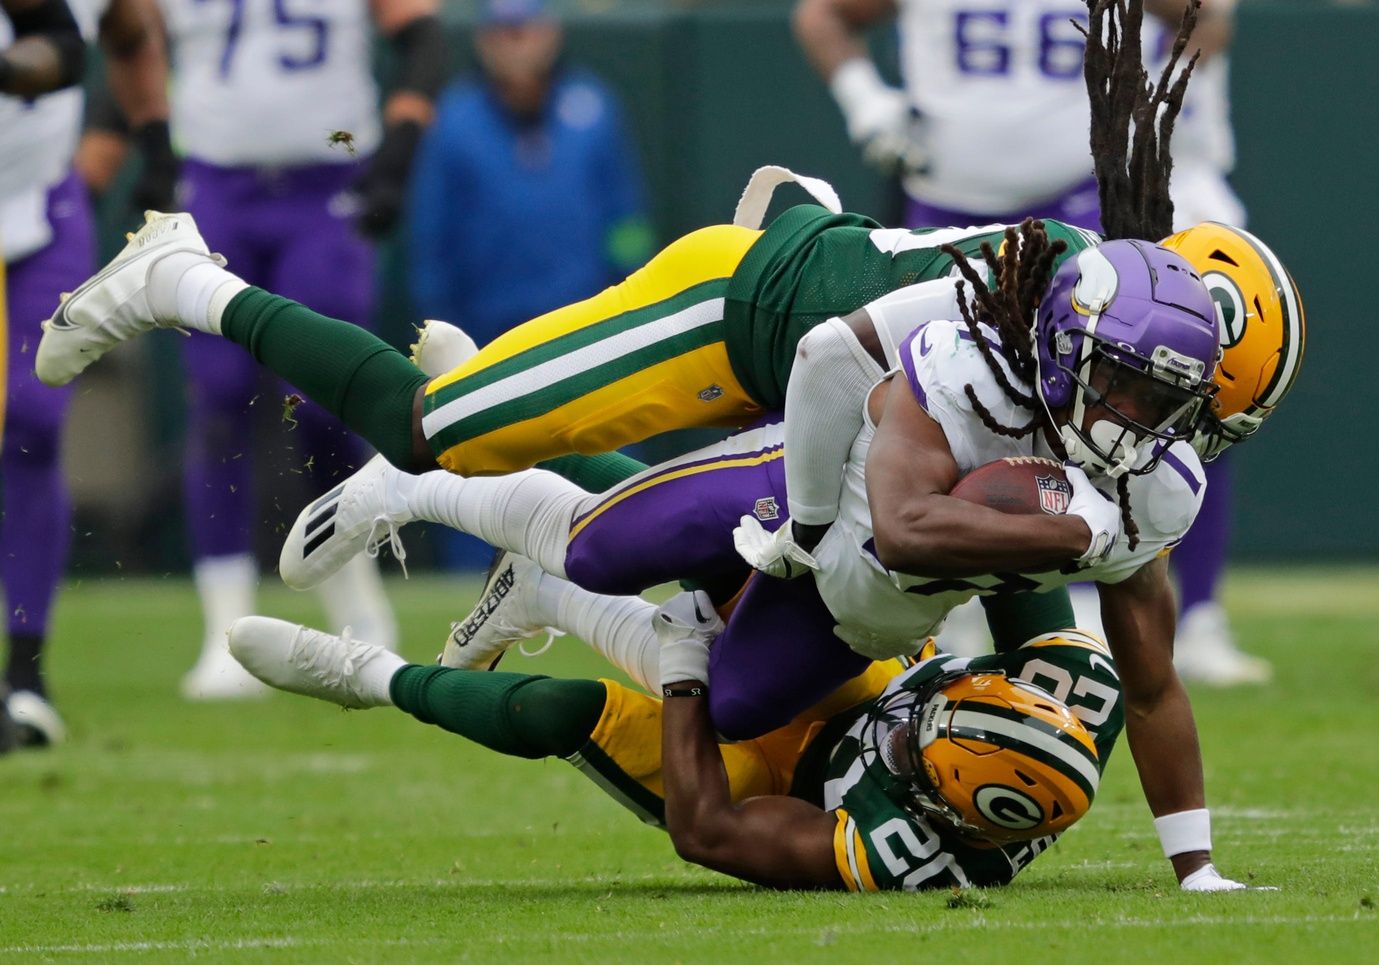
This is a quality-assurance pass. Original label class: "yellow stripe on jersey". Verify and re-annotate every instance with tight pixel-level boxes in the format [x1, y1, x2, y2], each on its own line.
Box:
[833, 810, 879, 893]
[1022, 629, 1111, 655]
[568, 446, 784, 541]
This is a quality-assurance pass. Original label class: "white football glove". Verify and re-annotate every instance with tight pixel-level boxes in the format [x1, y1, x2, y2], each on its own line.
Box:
[733, 516, 819, 579]
[654, 590, 724, 688]
[1064, 464, 1121, 564]
[1180, 863, 1263, 893]
[829, 59, 929, 176]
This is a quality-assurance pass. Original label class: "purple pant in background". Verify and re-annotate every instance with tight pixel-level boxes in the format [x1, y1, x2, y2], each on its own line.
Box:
[2, 173, 93, 637]
[1173, 453, 1231, 613]
[904, 176, 1103, 234]
[562, 427, 871, 741]
[178, 159, 376, 559]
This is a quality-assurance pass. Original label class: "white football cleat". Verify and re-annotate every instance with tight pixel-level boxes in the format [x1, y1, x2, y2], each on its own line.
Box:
[279, 454, 415, 591]
[227, 616, 402, 709]
[410, 319, 480, 377]
[181, 644, 271, 701]
[1174, 603, 1273, 686]
[440, 552, 560, 670]
[7, 690, 67, 746]
[35, 211, 218, 386]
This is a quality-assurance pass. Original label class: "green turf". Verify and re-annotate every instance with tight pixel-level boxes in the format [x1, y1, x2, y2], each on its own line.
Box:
[2, 567, 1377, 962]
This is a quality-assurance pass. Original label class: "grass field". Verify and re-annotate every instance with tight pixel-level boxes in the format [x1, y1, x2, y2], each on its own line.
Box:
[2, 567, 1377, 962]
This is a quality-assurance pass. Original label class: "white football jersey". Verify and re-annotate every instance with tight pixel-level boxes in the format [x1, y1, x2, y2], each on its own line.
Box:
[160, 0, 381, 166]
[812, 317, 1206, 659]
[896, 0, 1093, 212]
[0, 0, 106, 258]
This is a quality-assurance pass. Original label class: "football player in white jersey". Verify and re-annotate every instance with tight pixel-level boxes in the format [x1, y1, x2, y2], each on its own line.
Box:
[795, 0, 1220, 232]
[154, 0, 446, 697]
[1, 0, 170, 747]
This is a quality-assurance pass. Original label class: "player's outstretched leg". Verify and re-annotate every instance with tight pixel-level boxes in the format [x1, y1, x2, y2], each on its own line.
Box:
[228, 616, 404, 709]
[34, 212, 223, 386]
[36, 211, 432, 473]
[228, 616, 604, 760]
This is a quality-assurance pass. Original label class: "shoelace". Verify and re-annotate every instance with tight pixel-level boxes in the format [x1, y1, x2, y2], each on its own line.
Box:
[289, 625, 363, 698]
[446, 618, 564, 659]
[365, 516, 409, 579]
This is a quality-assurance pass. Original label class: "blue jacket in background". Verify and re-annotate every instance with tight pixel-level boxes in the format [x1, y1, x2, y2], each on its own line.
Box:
[406, 68, 651, 345]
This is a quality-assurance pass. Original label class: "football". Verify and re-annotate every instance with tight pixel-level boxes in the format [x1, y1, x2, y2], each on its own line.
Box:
[949, 457, 1072, 516]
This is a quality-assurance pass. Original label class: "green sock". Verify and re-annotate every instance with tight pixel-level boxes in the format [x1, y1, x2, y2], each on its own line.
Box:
[389, 666, 606, 759]
[983, 588, 1077, 653]
[220, 287, 430, 469]
[536, 452, 648, 492]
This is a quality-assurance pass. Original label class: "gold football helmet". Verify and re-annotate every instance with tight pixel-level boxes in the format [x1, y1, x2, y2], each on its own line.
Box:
[1161, 223, 1306, 458]
[874, 670, 1100, 844]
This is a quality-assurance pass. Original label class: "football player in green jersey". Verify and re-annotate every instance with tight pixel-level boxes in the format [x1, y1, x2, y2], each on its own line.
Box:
[226, 577, 1124, 892]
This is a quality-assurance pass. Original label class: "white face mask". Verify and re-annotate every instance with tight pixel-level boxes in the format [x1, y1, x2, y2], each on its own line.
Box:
[1061, 417, 1142, 479]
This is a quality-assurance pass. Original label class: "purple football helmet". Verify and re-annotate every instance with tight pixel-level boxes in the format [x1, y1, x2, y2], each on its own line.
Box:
[1033, 241, 1220, 477]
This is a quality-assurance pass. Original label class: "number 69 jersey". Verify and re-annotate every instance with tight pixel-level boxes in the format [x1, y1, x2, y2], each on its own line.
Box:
[897, 0, 1092, 212]
[808, 633, 1123, 891]
[160, 0, 382, 167]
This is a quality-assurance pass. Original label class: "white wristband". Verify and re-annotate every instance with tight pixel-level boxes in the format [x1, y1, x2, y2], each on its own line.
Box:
[829, 58, 892, 117]
[1153, 808, 1212, 858]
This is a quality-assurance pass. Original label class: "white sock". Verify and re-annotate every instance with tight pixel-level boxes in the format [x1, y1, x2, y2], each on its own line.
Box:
[317, 553, 399, 652]
[193, 553, 258, 657]
[396, 469, 594, 579]
[533, 574, 660, 692]
[147, 251, 248, 334]
[356, 648, 409, 706]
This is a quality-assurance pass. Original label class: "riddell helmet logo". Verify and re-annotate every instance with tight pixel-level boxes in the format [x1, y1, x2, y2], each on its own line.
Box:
[1036, 475, 1072, 515]
[753, 497, 780, 521]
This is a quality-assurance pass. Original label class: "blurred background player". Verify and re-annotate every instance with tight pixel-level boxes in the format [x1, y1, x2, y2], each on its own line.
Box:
[796, 0, 1266, 682]
[152, 0, 447, 696]
[0, 0, 171, 746]
[406, 0, 651, 568]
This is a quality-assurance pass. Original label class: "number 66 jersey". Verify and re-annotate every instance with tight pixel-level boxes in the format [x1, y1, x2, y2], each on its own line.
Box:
[897, 0, 1093, 213]
[160, 0, 382, 166]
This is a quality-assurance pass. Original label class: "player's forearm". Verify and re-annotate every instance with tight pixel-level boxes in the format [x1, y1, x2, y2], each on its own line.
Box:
[0, 0, 85, 96]
[783, 318, 884, 529]
[869, 492, 1091, 577]
[792, 0, 872, 80]
[102, 15, 169, 129]
[661, 690, 741, 864]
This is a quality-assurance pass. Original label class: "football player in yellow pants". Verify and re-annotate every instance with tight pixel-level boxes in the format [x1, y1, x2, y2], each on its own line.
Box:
[422, 223, 763, 475]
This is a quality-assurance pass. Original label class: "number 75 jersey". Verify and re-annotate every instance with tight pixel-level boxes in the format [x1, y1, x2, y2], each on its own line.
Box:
[160, 0, 382, 167]
[897, 0, 1093, 212]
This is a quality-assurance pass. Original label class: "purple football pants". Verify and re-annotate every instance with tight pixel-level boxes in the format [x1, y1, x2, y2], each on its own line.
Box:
[2, 172, 93, 638]
[903, 176, 1103, 234]
[178, 159, 375, 559]
[562, 426, 871, 741]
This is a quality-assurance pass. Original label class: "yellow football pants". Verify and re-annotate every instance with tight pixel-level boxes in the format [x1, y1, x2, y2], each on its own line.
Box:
[421, 224, 763, 476]
[567, 660, 905, 828]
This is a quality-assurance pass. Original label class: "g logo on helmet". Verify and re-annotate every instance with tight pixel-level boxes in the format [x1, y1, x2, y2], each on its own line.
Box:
[973, 784, 1045, 830]
[1203, 271, 1247, 348]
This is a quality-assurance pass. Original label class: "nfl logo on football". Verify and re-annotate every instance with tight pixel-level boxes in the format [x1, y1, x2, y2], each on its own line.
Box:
[1036, 475, 1072, 515]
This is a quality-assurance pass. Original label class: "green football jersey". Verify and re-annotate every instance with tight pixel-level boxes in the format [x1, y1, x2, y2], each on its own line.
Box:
[793, 636, 1123, 891]
[722, 204, 1101, 408]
